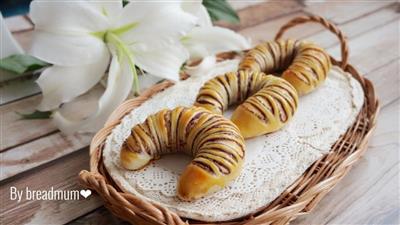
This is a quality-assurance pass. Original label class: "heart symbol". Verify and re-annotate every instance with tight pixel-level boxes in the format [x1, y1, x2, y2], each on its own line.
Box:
[80, 189, 92, 199]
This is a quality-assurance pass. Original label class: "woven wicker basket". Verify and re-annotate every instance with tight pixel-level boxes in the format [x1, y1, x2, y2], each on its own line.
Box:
[78, 16, 379, 225]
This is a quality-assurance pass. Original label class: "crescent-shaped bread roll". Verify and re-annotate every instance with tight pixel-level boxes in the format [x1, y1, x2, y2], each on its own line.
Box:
[120, 106, 245, 201]
[239, 39, 331, 95]
[195, 70, 298, 138]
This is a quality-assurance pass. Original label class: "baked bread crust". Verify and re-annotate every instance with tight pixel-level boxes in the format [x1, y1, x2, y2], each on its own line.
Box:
[120, 106, 245, 201]
[195, 71, 298, 138]
[239, 39, 331, 95]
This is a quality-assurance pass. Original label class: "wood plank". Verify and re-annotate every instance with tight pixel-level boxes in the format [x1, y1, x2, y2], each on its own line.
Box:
[12, 29, 34, 51]
[0, 30, 38, 102]
[1, 15, 34, 83]
[241, 3, 399, 49]
[303, 0, 395, 24]
[1, 17, 31, 83]
[0, 132, 92, 180]
[228, 0, 266, 11]
[294, 99, 400, 225]
[5, 15, 33, 33]
[216, 0, 302, 31]
[239, 12, 324, 44]
[1, 85, 102, 152]
[67, 207, 128, 225]
[0, 74, 40, 105]
[327, 20, 399, 75]
[304, 3, 400, 48]
[364, 59, 400, 107]
[292, 12, 400, 224]
[1, 95, 52, 150]
[0, 149, 103, 225]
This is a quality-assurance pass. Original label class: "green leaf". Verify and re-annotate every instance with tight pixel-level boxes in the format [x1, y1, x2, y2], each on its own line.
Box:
[16, 110, 52, 120]
[202, 0, 240, 24]
[0, 54, 49, 75]
[122, 0, 129, 7]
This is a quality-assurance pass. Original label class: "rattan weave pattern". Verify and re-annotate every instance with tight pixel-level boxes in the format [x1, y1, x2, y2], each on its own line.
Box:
[78, 16, 379, 225]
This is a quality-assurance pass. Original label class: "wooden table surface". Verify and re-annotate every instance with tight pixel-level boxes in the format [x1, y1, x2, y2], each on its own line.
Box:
[1, 1, 399, 224]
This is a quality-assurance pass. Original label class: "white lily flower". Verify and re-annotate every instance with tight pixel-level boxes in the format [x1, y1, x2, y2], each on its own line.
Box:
[53, 49, 133, 133]
[118, 0, 250, 91]
[182, 26, 250, 59]
[123, 0, 250, 60]
[181, 1, 250, 60]
[182, 1, 212, 27]
[30, 0, 196, 132]
[184, 55, 217, 77]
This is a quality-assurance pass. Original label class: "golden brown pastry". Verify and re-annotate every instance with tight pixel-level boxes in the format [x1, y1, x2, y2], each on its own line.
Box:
[239, 39, 331, 95]
[195, 70, 298, 138]
[120, 106, 245, 201]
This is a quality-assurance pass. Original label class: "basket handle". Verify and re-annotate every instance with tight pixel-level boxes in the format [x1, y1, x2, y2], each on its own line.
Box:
[274, 15, 349, 69]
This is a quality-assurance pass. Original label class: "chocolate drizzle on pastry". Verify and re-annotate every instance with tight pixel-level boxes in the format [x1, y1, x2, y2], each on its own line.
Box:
[120, 39, 331, 200]
[195, 70, 298, 138]
[120, 106, 245, 201]
[239, 39, 331, 95]
[194, 39, 330, 138]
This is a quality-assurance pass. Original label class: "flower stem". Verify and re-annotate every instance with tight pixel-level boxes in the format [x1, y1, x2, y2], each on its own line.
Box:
[106, 32, 140, 95]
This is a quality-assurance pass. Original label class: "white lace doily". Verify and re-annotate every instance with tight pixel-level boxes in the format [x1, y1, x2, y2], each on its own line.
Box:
[102, 60, 364, 222]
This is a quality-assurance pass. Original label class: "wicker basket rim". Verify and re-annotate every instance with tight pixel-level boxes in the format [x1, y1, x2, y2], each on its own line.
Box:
[78, 15, 380, 225]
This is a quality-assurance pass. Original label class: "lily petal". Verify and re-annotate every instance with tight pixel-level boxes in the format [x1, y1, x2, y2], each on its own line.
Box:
[182, 1, 212, 27]
[89, 0, 123, 23]
[30, 0, 113, 33]
[117, 2, 197, 49]
[37, 48, 110, 111]
[132, 44, 189, 81]
[183, 26, 250, 59]
[184, 55, 216, 77]
[53, 53, 133, 133]
[138, 74, 164, 93]
[31, 31, 108, 66]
